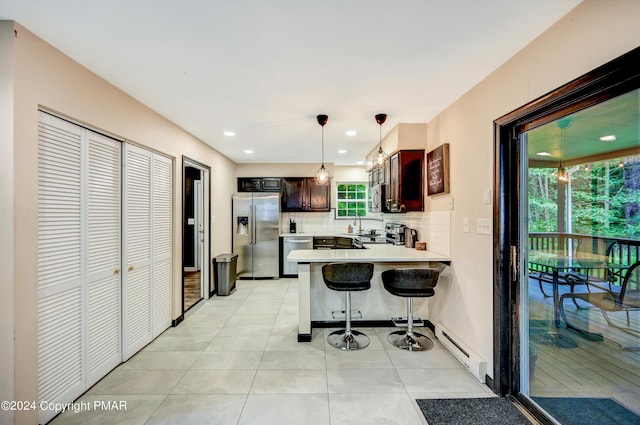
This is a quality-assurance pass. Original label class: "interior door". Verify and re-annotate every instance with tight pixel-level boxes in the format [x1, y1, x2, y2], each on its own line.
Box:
[152, 153, 173, 336]
[182, 158, 210, 303]
[85, 131, 122, 386]
[195, 179, 203, 271]
[122, 143, 153, 360]
[37, 113, 122, 424]
[37, 114, 85, 424]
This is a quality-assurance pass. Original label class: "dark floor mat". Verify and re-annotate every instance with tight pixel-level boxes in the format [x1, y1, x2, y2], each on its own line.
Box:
[416, 397, 531, 425]
[533, 397, 640, 425]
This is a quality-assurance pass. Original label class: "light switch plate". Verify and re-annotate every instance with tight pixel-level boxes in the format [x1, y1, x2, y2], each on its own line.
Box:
[477, 218, 491, 235]
[484, 190, 492, 205]
[463, 218, 470, 233]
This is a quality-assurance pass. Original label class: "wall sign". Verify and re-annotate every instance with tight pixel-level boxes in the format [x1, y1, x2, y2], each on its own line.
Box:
[427, 143, 450, 196]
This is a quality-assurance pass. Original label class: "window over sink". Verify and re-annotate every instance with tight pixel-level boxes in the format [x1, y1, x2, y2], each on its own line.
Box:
[336, 183, 368, 218]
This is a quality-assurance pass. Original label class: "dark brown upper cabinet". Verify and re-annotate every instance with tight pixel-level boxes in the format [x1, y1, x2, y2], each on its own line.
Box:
[282, 177, 331, 212]
[383, 149, 424, 212]
[237, 177, 283, 192]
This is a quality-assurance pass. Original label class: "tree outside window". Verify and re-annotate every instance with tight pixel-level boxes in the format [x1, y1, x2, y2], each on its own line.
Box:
[528, 155, 640, 239]
[336, 183, 368, 217]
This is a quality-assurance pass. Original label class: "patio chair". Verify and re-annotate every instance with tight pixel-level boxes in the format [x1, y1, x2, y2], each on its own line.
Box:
[560, 259, 640, 350]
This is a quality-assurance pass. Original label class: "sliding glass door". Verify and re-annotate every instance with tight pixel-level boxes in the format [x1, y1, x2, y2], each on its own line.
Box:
[494, 47, 639, 424]
[522, 92, 639, 423]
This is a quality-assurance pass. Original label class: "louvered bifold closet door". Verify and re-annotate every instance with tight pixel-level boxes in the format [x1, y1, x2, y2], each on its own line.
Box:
[152, 154, 173, 336]
[37, 114, 122, 425]
[37, 113, 84, 425]
[122, 143, 153, 360]
[85, 131, 122, 387]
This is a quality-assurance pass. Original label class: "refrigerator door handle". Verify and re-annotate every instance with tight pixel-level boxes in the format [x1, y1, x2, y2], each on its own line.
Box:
[253, 204, 257, 244]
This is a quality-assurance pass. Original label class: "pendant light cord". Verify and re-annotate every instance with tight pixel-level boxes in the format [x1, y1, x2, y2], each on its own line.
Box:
[321, 124, 325, 165]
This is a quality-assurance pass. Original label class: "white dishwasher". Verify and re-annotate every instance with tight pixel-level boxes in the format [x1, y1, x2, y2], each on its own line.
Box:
[282, 235, 313, 277]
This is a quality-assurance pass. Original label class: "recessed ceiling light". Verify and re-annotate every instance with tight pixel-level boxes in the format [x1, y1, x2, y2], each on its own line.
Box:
[338, 149, 347, 154]
[224, 131, 236, 137]
[345, 130, 357, 136]
[536, 152, 552, 156]
[356, 161, 364, 165]
[244, 149, 253, 154]
[599, 135, 616, 142]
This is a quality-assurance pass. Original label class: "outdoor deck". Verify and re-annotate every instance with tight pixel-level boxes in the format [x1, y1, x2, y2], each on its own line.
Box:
[528, 277, 639, 415]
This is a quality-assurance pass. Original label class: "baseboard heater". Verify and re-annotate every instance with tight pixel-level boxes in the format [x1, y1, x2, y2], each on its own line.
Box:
[435, 322, 487, 383]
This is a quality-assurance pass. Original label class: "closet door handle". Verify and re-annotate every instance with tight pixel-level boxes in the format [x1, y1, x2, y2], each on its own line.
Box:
[128, 266, 134, 272]
[114, 269, 121, 275]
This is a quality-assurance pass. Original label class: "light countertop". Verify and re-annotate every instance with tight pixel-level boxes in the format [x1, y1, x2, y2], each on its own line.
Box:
[287, 243, 451, 264]
[280, 232, 378, 237]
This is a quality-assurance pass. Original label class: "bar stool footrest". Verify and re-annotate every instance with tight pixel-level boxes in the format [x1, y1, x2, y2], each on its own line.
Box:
[391, 316, 424, 327]
[331, 310, 363, 320]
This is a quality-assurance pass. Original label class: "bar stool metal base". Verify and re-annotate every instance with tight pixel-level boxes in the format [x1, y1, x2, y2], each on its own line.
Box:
[328, 329, 370, 351]
[388, 330, 433, 351]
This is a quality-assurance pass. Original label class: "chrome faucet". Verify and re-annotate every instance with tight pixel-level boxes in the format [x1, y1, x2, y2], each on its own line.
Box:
[354, 215, 363, 233]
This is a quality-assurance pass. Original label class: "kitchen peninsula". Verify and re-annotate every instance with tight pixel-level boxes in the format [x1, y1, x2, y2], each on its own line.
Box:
[288, 244, 451, 342]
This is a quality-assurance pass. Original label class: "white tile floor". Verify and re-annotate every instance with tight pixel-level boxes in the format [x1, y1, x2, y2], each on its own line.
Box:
[51, 279, 494, 425]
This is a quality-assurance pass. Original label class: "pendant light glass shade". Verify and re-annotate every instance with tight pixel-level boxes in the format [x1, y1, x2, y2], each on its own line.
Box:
[557, 117, 571, 183]
[376, 146, 385, 166]
[375, 113, 387, 166]
[315, 164, 330, 185]
[557, 164, 568, 183]
[314, 114, 331, 185]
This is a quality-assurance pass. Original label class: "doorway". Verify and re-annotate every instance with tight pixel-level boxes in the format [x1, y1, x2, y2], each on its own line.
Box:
[494, 48, 639, 424]
[182, 157, 211, 312]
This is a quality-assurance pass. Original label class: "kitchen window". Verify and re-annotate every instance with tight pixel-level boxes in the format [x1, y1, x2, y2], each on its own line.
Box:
[336, 183, 368, 217]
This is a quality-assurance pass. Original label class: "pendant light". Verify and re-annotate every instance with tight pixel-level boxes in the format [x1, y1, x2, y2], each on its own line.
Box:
[557, 117, 571, 183]
[314, 114, 331, 185]
[375, 113, 387, 166]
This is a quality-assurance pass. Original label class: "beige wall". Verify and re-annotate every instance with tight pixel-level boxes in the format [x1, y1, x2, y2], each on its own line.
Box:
[424, 0, 640, 377]
[236, 162, 336, 178]
[0, 20, 16, 425]
[8, 22, 237, 424]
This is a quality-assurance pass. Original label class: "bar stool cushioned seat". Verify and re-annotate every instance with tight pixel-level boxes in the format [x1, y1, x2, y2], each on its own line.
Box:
[382, 268, 440, 351]
[322, 262, 374, 350]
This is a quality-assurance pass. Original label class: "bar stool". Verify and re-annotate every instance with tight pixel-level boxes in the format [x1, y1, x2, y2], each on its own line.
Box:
[381, 268, 440, 351]
[322, 262, 374, 350]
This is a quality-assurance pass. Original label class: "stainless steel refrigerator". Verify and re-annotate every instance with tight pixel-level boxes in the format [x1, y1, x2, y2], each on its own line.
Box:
[232, 192, 280, 279]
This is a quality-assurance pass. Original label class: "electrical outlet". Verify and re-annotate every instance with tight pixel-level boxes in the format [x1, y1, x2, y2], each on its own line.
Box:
[477, 218, 491, 235]
[463, 218, 470, 233]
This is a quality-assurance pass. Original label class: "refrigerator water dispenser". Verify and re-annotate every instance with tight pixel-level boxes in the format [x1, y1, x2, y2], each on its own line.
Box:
[237, 216, 248, 235]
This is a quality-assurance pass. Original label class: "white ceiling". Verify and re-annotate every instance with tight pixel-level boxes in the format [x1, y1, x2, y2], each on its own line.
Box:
[0, 0, 582, 165]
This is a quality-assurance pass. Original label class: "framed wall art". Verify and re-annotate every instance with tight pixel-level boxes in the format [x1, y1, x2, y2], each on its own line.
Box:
[426, 143, 450, 196]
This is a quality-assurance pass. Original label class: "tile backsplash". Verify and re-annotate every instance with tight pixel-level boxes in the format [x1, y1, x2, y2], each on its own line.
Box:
[280, 210, 451, 256]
